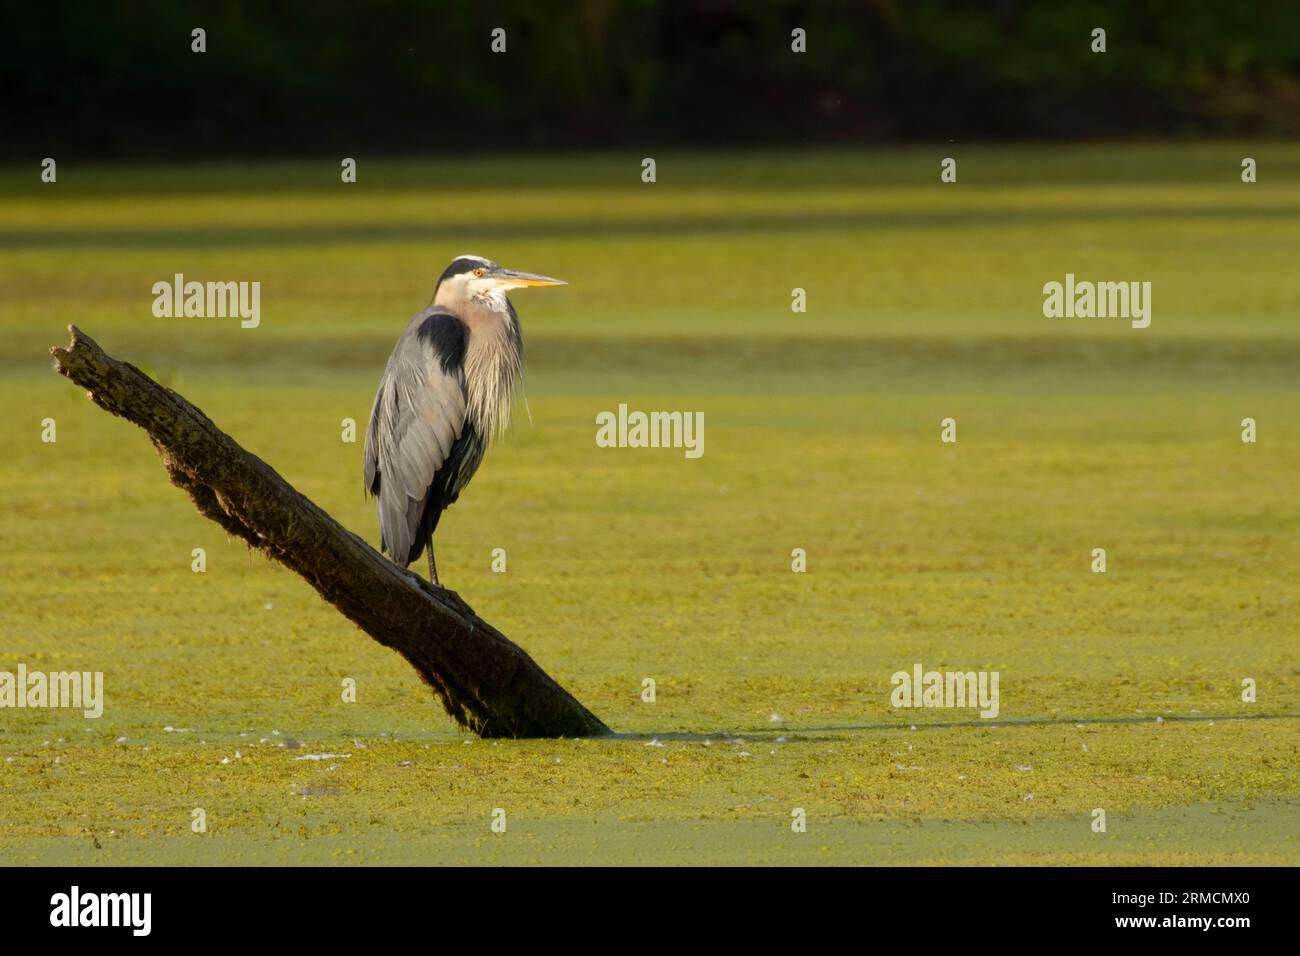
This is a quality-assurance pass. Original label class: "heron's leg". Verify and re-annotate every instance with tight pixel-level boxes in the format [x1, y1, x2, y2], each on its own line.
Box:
[427, 534, 440, 586]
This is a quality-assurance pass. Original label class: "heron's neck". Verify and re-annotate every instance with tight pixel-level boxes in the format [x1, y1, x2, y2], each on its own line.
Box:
[461, 299, 523, 441]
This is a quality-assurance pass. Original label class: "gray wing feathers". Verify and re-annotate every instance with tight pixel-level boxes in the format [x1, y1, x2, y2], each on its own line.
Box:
[363, 318, 467, 564]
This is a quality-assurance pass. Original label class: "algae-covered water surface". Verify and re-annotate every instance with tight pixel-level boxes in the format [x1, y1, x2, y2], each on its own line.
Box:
[1, 148, 1297, 865]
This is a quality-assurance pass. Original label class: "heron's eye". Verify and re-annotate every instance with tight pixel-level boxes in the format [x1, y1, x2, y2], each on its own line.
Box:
[473, 268, 486, 277]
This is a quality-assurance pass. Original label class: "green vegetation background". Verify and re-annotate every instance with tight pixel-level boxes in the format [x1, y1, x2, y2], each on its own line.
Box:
[0, 145, 1296, 864]
[7, 1, 1300, 157]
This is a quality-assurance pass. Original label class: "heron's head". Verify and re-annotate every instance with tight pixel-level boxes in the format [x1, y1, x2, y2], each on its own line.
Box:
[433, 254, 565, 313]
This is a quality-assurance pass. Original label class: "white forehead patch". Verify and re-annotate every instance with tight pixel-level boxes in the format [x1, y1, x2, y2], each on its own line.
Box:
[452, 254, 491, 266]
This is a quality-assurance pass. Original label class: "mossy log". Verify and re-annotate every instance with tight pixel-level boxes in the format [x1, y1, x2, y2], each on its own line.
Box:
[50, 326, 611, 739]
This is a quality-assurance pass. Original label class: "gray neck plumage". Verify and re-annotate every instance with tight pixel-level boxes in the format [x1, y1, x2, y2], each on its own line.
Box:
[460, 296, 524, 441]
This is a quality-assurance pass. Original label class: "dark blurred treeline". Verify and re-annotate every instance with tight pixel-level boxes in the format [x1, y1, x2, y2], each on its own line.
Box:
[5, 0, 1299, 159]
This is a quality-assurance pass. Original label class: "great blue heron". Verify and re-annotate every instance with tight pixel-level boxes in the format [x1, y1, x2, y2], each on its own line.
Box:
[363, 254, 565, 585]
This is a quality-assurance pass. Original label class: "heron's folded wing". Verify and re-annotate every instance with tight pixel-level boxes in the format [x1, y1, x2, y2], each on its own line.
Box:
[363, 311, 468, 561]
